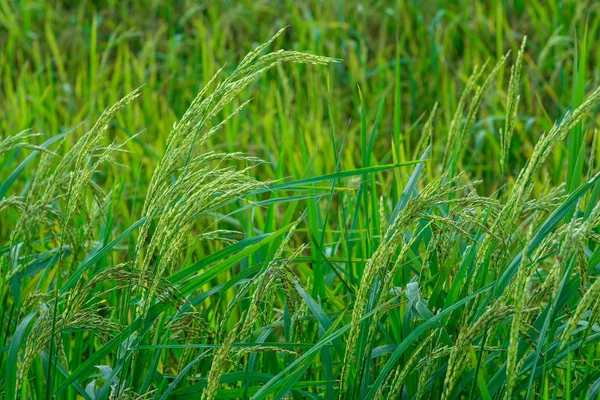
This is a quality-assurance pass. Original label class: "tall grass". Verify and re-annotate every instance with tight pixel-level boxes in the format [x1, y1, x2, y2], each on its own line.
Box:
[2, 2, 600, 399]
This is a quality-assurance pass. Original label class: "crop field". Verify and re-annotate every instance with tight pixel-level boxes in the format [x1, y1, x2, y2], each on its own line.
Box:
[2, 1, 600, 399]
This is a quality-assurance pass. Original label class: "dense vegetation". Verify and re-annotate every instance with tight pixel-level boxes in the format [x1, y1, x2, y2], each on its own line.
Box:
[2, 1, 600, 399]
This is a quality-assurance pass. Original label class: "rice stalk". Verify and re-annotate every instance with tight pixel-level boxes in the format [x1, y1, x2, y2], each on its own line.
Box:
[501, 37, 527, 178]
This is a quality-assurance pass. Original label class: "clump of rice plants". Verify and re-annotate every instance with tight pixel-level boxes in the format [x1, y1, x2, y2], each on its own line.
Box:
[2, 16, 600, 400]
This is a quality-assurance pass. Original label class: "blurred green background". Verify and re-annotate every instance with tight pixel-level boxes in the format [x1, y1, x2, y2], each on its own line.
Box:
[2, 0, 599, 196]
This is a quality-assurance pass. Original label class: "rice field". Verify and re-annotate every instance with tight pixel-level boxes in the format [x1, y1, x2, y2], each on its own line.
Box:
[2, 1, 600, 399]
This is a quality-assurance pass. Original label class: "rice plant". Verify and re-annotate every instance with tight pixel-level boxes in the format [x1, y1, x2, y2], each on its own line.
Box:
[2, 2, 600, 399]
